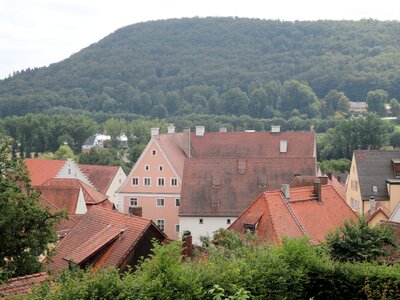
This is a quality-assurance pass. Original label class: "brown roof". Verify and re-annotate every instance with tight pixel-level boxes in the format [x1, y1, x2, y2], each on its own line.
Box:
[229, 183, 357, 245]
[45, 206, 166, 275]
[190, 131, 316, 158]
[154, 133, 186, 178]
[78, 164, 120, 194]
[0, 272, 49, 297]
[24, 158, 65, 185]
[180, 157, 316, 216]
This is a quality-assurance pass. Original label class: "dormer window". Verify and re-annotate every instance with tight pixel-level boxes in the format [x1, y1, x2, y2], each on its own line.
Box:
[372, 185, 378, 193]
[280, 140, 288, 153]
[212, 175, 221, 188]
[392, 159, 400, 178]
[237, 159, 247, 175]
[243, 224, 256, 234]
[258, 175, 267, 189]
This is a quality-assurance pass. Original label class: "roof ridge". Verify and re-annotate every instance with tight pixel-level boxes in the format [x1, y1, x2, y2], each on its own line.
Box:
[279, 192, 313, 245]
[264, 194, 279, 243]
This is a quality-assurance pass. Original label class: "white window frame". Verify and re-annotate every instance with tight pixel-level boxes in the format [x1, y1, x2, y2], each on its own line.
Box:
[156, 198, 165, 207]
[144, 177, 151, 186]
[175, 198, 180, 207]
[145, 165, 150, 171]
[129, 198, 138, 207]
[171, 178, 178, 186]
[152, 149, 157, 156]
[156, 219, 165, 231]
[132, 177, 139, 186]
[157, 177, 165, 187]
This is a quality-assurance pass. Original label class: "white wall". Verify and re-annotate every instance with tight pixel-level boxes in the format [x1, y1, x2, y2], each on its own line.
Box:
[56, 159, 93, 187]
[180, 216, 237, 245]
[106, 167, 127, 206]
[75, 188, 88, 214]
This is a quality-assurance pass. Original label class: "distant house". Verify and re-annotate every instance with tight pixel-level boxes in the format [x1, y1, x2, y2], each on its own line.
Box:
[82, 134, 128, 152]
[229, 176, 357, 245]
[117, 125, 185, 239]
[0, 272, 49, 298]
[349, 101, 368, 114]
[25, 158, 126, 207]
[346, 150, 400, 225]
[44, 206, 166, 275]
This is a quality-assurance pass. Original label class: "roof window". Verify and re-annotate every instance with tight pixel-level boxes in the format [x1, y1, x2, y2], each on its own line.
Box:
[280, 140, 288, 153]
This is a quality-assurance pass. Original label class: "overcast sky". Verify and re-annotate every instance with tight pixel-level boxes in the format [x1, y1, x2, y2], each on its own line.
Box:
[1, 0, 400, 79]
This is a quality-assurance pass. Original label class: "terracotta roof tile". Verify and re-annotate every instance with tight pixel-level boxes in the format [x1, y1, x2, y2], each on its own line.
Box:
[78, 164, 120, 194]
[0, 272, 49, 297]
[45, 206, 166, 275]
[24, 158, 65, 185]
[229, 182, 357, 245]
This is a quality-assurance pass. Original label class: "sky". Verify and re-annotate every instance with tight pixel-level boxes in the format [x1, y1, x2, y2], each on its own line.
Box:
[1, 0, 400, 79]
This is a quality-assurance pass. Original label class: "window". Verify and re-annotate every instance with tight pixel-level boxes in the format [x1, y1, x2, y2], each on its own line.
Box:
[175, 224, 180, 233]
[156, 219, 165, 231]
[68, 168, 71, 175]
[350, 198, 360, 211]
[144, 177, 151, 186]
[171, 178, 178, 186]
[145, 165, 149, 171]
[132, 177, 139, 186]
[156, 198, 165, 207]
[152, 150, 157, 156]
[158, 178, 165, 186]
[159, 165, 163, 171]
[372, 185, 378, 193]
[129, 198, 138, 207]
[227, 219, 231, 225]
[280, 140, 288, 153]
[199, 218, 204, 224]
[175, 198, 180, 207]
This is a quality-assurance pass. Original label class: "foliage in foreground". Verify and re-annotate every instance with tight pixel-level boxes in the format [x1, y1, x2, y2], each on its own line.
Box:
[27, 233, 400, 300]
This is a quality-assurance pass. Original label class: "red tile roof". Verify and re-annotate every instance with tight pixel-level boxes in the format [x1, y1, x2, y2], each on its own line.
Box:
[78, 164, 120, 194]
[24, 158, 65, 185]
[45, 206, 166, 275]
[0, 272, 49, 297]
[229, 182, 357, 245]
[180, 157, 317, 216]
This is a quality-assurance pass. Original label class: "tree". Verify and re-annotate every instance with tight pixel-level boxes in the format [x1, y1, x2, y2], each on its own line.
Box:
[39, 145, 76, 160]
[366, 89, 388, 116]
[221, 87, 250, 115]
[322, 90, 350, 117]
[0, 136, 65, 279]
[281, 80, 320, 117]
[104, 118, 126, 148]
[319, 158, 351, 173]
[389, 98, 400, 117]
[325, 216, 396, 262]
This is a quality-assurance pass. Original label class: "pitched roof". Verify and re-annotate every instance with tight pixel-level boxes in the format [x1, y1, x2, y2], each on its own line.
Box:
[180, 157, 316, 217]
[153, 133, 186, 178]
[45, 206, 166, 274]
[229, 182, 357, 245]
[0, 272, 49, 297]
[78, 164, 121, 194]
[189, 131, 316, 159]
[354, 150, 400, 200]
[24, 158, 65, 185]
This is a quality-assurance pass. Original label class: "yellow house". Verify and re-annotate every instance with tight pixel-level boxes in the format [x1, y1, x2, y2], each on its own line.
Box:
[346, 150, 400, 225]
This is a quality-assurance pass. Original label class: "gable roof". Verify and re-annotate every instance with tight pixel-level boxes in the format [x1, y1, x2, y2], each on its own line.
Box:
[354, 150, 400, 200]
[45, 206, 166, 274]
[0, 272, 49, 298]
[228, 182, 357, 245]
[24, 158, 65, 185]
[78, 164, 121, 194]
[180, 156, 317, 217]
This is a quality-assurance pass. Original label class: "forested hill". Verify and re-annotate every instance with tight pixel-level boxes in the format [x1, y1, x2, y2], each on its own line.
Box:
[1, 17, 400, 118]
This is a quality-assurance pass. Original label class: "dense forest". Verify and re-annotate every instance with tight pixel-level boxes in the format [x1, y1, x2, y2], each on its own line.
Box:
[1, 18, 400, 119]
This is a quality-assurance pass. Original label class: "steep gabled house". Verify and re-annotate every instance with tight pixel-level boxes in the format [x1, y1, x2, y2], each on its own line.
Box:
[44, 206, 166, 275]
[117, 125, 186, 239]
[346, 150, 400, 225]
[0, 272, 49, 298]
[229, 177, 357, 245]
[179, 126, 317, 244]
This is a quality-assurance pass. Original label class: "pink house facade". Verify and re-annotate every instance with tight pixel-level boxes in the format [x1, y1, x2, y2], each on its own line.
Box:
[117, 126, 186, 239]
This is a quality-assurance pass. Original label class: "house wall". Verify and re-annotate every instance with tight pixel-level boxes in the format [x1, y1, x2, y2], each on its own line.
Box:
[180, 216, 237, 245]
[387, 183, 400, 212]
[118, 139, 182, 239]
[106, 167, 126, 208]
[75, 188, 88, 214]
[56, 159, 93, 187]
[368, 211, 389, 227]
[346, 154, 363, 213]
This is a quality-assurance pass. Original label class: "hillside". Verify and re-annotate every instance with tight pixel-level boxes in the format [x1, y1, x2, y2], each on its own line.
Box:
[1, 17, 400, 118]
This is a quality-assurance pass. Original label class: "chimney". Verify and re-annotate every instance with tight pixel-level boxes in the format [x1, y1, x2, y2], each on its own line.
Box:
[182, 230, 193, 258]
[128, 207, 142, 217]
[369, 196, 376, 214]
[167, 124, 175, 134]
[219, 127, 227, 133]
[319, 176, 328, 185]
[326, 172, 333, 180]
[313, 179, 322, 202]
[271, 125, 281, 133]
[150, 127, 159, 137]
[281, 184, 290, 200]
[195, 126, 205, 136]
[182, 128, 191, 158]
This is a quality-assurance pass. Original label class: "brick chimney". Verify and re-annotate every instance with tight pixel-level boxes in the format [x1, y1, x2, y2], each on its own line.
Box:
[128, 207, 142, 217]
[313, 179, 322, 202]
[150, 128, 159, 137]
[369, 196, 376, 214]
[182, 230, 193, 258]
[281, 184, 290, 200]
[195, 126, 205, 136]
[167, 124, 175, 134]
